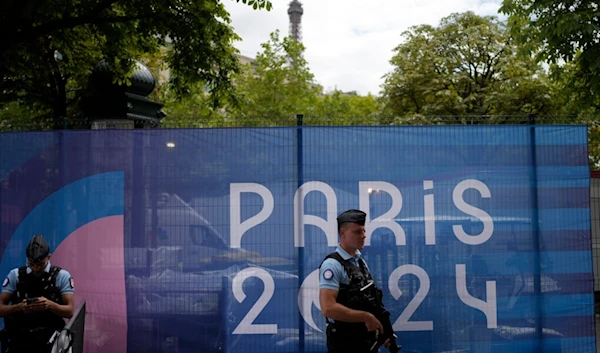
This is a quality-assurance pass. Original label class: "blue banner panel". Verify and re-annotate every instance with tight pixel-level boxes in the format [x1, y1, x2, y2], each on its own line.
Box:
[0, 125, 594, 353]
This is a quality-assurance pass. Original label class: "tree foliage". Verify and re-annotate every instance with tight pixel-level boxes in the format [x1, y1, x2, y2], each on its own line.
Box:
[160, 82, 230, 128]
[0, 0, 272, 126]
[161, 31, 389, 127]
[308, 91, 383, 125]
[381, 12, 556, 119]
[500, 0, 600, 108]
[229, 30, 321, 126]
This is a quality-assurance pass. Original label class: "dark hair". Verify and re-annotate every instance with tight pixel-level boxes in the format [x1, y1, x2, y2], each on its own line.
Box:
[26, 234, 50, 262]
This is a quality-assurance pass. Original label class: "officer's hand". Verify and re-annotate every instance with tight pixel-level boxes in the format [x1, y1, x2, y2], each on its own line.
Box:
[383, 334, 397, 347]
[363, 312, 384, 333]
[17, 300, 29, 314]
[26, 296, 53, 313]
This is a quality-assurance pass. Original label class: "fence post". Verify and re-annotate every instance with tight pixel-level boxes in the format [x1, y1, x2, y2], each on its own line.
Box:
[296, 113, 305, 353]
[528, 113, 543, 351]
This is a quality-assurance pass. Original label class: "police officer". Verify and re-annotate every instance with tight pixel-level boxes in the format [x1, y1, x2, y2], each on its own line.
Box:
[319, 209, 393, 353]
[0, 234, 74, 353]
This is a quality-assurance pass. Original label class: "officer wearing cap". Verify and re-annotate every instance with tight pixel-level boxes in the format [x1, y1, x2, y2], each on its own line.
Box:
[319, 209, 392, 353]
[0, 234, 74, 353]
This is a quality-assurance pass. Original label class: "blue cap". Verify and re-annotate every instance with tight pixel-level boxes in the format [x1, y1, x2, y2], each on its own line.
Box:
[337, 209, 366, 226]
[26, 234, 50, 262]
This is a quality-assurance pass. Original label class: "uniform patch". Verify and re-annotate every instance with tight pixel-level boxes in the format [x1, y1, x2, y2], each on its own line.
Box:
[70, 278, 74, 289]
[323, 269, 334, 280]
[2, 277, 8, 287]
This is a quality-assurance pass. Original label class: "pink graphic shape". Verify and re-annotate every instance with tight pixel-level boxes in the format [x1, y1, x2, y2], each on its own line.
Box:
[52, 215, 127, 353]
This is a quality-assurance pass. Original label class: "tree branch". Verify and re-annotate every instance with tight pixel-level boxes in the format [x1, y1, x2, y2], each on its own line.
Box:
[88, 0, 122, 17]
[4, 0, 142, 48]
[36, 15, 142, 36]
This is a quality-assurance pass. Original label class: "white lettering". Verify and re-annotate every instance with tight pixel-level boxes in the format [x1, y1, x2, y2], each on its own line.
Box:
[389, 264, 433, 331]
[456, 264, 497, 328]
[359, 181, 406, 246]
[452, 180, 494, 245]
[230, 183, 274, 249]
[294, 182, 338, 247]
[232, 267, 277, 334]
[424, 180, 435, 245]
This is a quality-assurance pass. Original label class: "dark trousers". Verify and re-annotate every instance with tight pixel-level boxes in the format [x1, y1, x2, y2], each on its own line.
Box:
[327, 339, 376, 353]
[6, 345, 51, 353]
[2, 330, 54, 353]
[326, 324, 376, 353]
[4, 342, 52, 353]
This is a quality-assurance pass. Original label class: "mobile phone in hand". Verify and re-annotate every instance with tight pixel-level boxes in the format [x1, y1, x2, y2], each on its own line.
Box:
[26, 297, 39, 304]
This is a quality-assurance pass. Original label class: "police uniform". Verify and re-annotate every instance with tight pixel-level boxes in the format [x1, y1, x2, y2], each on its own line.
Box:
[319, 210, 378, 353]
[1, 236, 74, 353]
[2, 262, 74, 299]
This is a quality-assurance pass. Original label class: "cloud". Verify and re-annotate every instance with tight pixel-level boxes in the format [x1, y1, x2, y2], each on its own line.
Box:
[224, 0, 503, 95]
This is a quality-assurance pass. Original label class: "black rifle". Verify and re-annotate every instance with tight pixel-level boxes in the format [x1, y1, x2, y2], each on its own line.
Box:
[359, 281, 401, 353]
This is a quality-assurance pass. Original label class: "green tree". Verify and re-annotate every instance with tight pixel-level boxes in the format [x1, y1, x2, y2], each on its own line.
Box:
[0, 0, 272, 128]
[230, 30, 321, 126]
[499, 0, 600, 109]
[499, 1, 600, 168]
[308, 91, 383, 125]
[544, 61, 600, 169]
[0, 102, 54, 132]
[381, 12, 557, 120]
[160, 82, 231, 128]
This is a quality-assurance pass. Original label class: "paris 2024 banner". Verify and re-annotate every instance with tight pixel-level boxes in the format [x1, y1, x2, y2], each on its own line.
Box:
[0, 125, 594, 353]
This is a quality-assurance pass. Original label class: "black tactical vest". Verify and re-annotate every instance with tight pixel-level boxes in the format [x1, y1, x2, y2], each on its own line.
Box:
[5, 266, 65, 335]
[319, 252, 375, 337]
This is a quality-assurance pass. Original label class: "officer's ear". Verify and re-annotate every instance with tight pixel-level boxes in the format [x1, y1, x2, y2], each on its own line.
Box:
[47, 254, 52, 261]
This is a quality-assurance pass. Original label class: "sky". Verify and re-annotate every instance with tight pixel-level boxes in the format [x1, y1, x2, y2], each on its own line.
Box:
[223, 0, 504, 96]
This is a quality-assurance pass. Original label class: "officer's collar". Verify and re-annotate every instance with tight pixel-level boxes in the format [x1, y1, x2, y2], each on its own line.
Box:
[26, 261, 51, 274]
[336, 245, 362, 261]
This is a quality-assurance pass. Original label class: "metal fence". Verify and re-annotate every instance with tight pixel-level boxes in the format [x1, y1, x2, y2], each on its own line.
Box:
[0, 114, 597, 353]
[0, 113, 597, 130]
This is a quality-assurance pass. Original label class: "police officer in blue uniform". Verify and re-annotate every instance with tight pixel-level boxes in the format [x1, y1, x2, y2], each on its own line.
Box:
[319, 209, 393, 353]
[0, 234, 74, 353]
